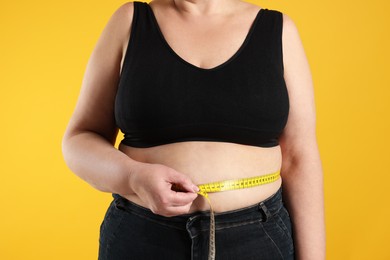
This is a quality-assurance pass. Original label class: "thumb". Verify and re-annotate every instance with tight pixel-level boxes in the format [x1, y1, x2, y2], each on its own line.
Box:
[168, 170, 199, 193]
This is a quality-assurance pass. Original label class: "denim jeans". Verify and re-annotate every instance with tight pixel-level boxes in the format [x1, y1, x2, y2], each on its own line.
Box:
[98, 187, 295, 260]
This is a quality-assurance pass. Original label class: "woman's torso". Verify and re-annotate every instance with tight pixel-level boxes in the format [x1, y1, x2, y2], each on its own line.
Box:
[119, 142, 282, 212]
[117, 0, 284, 213]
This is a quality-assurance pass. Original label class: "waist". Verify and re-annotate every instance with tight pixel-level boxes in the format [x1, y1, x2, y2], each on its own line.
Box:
[118, 141, 283, 212]
[111, 186, 285, 229]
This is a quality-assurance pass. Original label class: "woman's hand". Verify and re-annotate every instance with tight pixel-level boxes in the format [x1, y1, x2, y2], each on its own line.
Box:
[122, 163, 199, 217]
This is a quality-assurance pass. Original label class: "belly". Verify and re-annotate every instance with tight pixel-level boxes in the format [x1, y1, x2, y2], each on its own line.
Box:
[118, 141, 283, 213]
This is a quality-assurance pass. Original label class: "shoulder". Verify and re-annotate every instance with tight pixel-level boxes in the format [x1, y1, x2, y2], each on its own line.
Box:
[104, 2, 136, 33]
[237, 2, 264, 16]
[263, 10, 304, 59]
[281, 12, 300, 38]
[98, 2, 135, 55]
[106, 1, 135, 31]
[114, 1, 135, 16]
[280, 12, 306, 62]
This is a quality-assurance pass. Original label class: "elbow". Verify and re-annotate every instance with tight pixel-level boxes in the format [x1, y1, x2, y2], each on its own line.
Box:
[61, 133, 74, 172]
[61, 134, 104, 192]
[61, 130, 81, 175]
[61, 125, 86, 172]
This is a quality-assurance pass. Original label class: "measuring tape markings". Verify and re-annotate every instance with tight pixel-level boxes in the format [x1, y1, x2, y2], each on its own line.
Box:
[196, 170, 281, 260]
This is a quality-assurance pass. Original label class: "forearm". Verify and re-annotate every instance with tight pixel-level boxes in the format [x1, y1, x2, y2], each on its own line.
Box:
[62, 131, 143, 195]
[281, 150, 326, 260]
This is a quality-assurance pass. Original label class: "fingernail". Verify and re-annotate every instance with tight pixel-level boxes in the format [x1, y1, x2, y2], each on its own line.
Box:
[192, 185, 200, 192]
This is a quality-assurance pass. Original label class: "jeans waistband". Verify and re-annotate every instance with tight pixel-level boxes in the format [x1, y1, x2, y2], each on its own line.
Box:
[111, 186, 283, 231]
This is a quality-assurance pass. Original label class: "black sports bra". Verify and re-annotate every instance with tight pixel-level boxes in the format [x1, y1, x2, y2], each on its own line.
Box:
[114, 1, 289, 148]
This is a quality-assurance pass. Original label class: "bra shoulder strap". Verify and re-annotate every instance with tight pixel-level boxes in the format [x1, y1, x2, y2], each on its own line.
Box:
[121, 1, 158, 73]
[250, 8, 285, 74]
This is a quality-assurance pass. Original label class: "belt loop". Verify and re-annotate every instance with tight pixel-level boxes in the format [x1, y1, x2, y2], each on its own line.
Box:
[259, 202, 272, 222]
[114, 196, 125, 210]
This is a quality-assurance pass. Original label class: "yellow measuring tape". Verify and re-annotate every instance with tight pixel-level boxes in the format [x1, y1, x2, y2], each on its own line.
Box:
[196, 170, 281, 260]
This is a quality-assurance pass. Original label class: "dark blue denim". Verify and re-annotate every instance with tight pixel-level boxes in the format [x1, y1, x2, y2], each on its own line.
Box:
[98, 187, 295, 260]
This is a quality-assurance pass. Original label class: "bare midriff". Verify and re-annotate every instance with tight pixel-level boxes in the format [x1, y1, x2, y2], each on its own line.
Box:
[119, 141, 282, 213]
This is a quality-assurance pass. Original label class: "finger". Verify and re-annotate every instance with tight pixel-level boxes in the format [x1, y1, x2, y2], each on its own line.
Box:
[164, 204, 193, 216]
[168, 190, 198, 206]
[167, 171, 199, 193]
[150, 200, 193, 217]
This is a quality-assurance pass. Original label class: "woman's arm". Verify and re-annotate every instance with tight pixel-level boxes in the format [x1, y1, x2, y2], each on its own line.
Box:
[279, 13, 326, 259]
[62, 2, 138, 195]
[61, 2, 198, 214]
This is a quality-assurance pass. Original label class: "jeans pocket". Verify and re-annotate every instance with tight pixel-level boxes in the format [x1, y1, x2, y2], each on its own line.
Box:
[99, 198, 125, 245]
[99, 200, 114, 235]
[258, 205, 294, 259]
[273, 206, 294, 258]
[276, 206, 293, 240]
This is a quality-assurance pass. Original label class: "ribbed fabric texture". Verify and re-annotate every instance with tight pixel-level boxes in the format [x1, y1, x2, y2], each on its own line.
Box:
[114, 1, 289, 148]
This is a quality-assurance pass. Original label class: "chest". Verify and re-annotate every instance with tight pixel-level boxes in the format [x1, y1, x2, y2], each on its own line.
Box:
[114, 3, 289, 143]
[154, 20, 256, 70]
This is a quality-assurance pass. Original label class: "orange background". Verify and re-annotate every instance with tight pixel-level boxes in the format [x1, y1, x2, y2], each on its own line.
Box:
[1, 0, 389, 259]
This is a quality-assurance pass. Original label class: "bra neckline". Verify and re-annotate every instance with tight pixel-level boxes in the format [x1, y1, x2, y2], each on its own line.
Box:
[145, 2, 265, 72]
